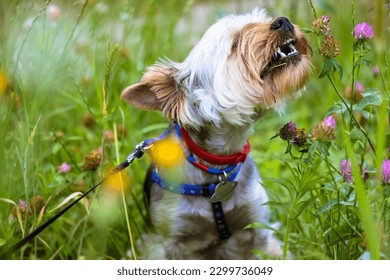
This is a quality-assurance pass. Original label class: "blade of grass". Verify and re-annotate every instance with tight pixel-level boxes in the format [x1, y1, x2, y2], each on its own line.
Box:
[343, 131, 381, 259]
[113, 122, 137, 260]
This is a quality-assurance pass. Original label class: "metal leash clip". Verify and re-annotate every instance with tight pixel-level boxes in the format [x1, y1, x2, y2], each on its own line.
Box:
[111, 141, 153, 174]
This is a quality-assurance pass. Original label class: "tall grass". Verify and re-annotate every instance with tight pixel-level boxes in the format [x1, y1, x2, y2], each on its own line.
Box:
[0, 0, 388, 259]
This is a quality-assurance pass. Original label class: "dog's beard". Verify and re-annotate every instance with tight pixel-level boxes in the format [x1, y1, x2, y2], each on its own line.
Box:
[226, 21, 311, 114]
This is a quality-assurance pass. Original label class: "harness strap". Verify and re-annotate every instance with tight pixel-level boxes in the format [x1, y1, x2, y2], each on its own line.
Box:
[151, 165, 240, 196]
[148, 123, 250, 241]
[212, 201, 232, 240]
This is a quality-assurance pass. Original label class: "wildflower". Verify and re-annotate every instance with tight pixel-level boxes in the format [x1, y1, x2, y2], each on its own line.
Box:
[279, 121, 297, 141]
[312, 116, 336, 142]
[344, 81, 364, 102]
[323, 116, 336, 129]
[361, 164, 369, 181]
[58, 162, 71, 174]
[30, 195, 45, 213]
[103, 169, 131, 195]
[0, 71, 8, 97]
[353, 22, 374, 40]
[46, 4, 61, 21]
[291, 128, 307, 147]
[83, 113, 96, 129]
[104, 130, 115, 142]
[312, 15, 331, 35]
[340, 159, 353, 183]
[355, 81, 364, 95]
[319, 35, 340, 58]
[372, 65, 379, 78]
[18, 200, 28, 213]
[382, 159, 390, 184]
[82, 148, 102, 171]
[117, 124, 128, 139]
[150, 139, 184, 168]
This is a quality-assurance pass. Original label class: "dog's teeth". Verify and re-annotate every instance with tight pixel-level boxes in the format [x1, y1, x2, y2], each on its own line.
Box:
[277, 50, 286, 57]
[289, 44, 297, 53]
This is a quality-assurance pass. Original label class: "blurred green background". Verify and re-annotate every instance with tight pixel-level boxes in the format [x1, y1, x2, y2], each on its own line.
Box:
[0, 0, 388, 259]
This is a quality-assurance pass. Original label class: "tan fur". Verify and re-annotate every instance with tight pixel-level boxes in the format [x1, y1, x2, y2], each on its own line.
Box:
[121, 64, 186, 120]
[231, 22, 311, 106]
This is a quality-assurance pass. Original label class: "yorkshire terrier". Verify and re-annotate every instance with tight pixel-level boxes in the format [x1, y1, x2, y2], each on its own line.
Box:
[121, 9, 311, 259]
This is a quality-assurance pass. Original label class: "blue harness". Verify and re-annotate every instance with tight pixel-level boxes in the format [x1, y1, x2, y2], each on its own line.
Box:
[148, 123, 244, 240]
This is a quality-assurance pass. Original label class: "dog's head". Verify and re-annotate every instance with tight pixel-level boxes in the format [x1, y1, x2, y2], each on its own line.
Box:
[121, 9, 311, 128]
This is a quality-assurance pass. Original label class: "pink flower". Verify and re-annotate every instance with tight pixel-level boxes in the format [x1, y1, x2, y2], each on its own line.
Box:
[353, 22, 374, 40]
[312, 15, 331, 35]
[323, 115, 336, 129]
[382, 159, 390, 184]
[312, 116, 336, 142]
[279, 121, 297, 141]
[355, 81, 364, 94]
[372, 65, 379, 77]
[340, 159, 353, 183]
[58, 162, 71, 174]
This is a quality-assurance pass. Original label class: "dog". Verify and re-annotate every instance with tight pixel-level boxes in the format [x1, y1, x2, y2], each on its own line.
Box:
[121, 8, 311, 259]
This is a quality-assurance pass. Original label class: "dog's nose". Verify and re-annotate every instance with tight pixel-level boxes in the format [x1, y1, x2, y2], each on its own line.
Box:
[270, 17, 294, 31]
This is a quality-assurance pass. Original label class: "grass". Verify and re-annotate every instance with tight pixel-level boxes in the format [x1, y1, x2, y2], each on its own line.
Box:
[0, 0, 389, 260]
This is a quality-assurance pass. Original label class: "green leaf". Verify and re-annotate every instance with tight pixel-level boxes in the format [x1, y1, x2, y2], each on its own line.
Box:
[317, 198, 338, 214]
[244, 222, 277, 231]
[332, 59, 343, 79]
[270, 133, 280, 140]
[0, 239, 6, 246]
[319, 57, 343, 79]
[326, 103, 348, 115]
[293, 198, 315, 219]
[284, 142, 292, 154]
[301, 28, 314, 33]
[319, 57, 334, 78]
[354, 57, 372, 68]
[353, 92, 382, 111]
[349, 126, 365, 142]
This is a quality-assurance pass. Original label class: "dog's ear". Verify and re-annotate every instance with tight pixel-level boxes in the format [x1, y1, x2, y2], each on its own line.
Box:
[121, 64, 184, 119]
[121, 65, 166, 110]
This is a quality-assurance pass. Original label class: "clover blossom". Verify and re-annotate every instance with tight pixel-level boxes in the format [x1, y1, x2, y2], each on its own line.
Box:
[58, 162, 71, 174]
[312, 15, 331, 35]
[82, 148, 102, 171]
[279, 121, 297, 141]
[353, 22, 374, 40]
[319, 35, 340, 58]
[340, 159, 353, 183]
[382, 159, 390, 184]
[312, 116, 336, 142]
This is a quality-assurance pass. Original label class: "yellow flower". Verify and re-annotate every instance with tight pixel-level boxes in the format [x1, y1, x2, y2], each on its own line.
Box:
[103, 169, 131, 195]
[149, 138, 184, 168]
[0, 71, 8, 97]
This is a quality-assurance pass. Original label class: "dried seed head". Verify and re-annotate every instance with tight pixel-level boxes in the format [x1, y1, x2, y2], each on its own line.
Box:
[319, 35, 340, 58]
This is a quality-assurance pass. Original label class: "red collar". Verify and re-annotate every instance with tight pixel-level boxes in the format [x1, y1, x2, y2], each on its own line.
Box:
[180, 127, 251, 165]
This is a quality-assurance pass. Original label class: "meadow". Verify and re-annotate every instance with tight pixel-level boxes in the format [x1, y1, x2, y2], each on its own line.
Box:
[0, 0, 389, 260]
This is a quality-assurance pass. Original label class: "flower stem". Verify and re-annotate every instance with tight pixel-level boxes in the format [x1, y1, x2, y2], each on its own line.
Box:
[326, 76, 376, 155]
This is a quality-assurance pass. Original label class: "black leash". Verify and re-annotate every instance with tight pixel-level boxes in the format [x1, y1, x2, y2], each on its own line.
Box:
[0, 141, 149, 259]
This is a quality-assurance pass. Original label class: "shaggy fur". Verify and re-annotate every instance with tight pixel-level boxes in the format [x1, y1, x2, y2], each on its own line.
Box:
[121, 8, 311, 259]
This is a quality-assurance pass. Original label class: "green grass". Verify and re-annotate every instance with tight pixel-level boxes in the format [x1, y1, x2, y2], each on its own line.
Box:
[0, 0, 389, 260]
